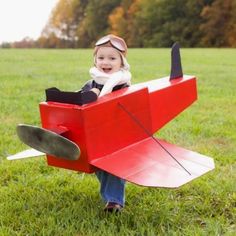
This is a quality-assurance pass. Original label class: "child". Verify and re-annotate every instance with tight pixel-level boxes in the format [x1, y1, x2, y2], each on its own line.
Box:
[81, 34, 131, 212]
[81, 34, 131, 98]
[45, 35, 131, 212]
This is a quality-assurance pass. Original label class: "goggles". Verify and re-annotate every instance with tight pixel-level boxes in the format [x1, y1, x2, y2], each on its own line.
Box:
[95, 35, 127, 53]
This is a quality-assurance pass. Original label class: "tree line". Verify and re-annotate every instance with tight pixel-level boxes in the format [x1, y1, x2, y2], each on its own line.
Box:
[2, 0, 236, 48]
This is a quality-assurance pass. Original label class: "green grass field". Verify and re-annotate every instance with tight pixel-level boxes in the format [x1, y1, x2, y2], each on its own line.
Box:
[0, 48, 235, 235]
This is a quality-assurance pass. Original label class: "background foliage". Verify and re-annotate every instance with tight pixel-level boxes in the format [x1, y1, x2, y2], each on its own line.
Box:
[1, 0, 236, 48]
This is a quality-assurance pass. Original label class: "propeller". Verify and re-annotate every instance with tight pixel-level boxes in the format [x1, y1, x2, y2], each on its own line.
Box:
[14, 124, 80, 161]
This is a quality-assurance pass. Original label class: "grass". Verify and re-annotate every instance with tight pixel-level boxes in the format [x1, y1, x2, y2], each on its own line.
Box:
[0, 48, 236, 235]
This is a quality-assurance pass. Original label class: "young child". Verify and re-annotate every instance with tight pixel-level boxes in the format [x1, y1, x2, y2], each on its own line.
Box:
[45, 35, 131, 212]
[81, 34, 131, 212]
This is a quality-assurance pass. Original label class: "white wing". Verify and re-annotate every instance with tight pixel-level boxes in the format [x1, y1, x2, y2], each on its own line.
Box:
[7, 149, 45, 160]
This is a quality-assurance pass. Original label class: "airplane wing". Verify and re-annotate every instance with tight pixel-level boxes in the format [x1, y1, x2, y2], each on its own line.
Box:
[7, 148, 44, 160]
[90, 137, 215, 188]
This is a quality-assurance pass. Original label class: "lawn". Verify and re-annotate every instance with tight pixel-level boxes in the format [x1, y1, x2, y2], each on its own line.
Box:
[0, 48, 235, 235]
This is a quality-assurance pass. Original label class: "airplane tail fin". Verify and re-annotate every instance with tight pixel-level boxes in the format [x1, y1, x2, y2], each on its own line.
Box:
[170, 42, 183, 80]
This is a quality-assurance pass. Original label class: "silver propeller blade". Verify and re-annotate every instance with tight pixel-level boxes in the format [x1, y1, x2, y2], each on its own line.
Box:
[16, 124, 80, 161]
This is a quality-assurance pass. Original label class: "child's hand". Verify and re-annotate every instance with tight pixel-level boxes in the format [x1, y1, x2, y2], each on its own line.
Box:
[91, 88, 100, 96]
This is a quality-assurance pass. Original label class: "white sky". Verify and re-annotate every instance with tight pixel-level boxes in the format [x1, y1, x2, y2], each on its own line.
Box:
[0, 0, 59, 43]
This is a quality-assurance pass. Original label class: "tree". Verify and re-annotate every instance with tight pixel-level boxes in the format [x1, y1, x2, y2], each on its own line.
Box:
[37, 33, 63, 48]
[227, 0, 236, 47]
[42, 0, 89, 47]
[133, 0, 214, 47]
[109, 0, 142, 47]
[200, 0, 236, 47]
[39, 0, 235, 48]
[77, 0, 121, 47]
[109, 0, 215, 47]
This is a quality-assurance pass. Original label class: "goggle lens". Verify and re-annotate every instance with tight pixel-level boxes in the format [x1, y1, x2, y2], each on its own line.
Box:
[95, 36, 126, 52]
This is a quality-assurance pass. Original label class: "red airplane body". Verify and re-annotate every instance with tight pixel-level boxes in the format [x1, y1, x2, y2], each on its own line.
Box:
[39, 75, 214, 188]
[8, 44, 215, 188]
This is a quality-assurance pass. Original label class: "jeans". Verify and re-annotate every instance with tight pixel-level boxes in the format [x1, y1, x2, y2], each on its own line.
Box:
[95, 170, 125, 206]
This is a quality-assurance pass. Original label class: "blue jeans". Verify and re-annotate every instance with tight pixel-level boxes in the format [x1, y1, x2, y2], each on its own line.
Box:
[95, 170, 125, 206]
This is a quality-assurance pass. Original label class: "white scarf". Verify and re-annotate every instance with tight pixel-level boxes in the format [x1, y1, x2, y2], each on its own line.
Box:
[89, 66, 131, 97]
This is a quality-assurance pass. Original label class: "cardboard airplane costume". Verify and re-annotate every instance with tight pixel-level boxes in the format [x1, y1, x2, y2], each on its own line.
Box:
[8, 43, 215, 188]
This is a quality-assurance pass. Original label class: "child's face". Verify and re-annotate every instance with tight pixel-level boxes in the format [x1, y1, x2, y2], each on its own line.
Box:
[95, 47, 122, 74]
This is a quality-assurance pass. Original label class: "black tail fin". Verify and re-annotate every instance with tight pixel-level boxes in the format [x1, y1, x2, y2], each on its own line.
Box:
[170, 42, 183, 80]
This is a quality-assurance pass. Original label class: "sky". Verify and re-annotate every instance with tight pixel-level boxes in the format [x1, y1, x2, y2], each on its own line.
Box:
[0, 0, 59, 43]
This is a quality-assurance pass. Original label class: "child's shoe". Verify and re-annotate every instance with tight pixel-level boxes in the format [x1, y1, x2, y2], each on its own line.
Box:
[104, 202, 123, 213]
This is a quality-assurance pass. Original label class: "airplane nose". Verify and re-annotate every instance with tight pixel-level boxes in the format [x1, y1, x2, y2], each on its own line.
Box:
[16, 124, 80, 160]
